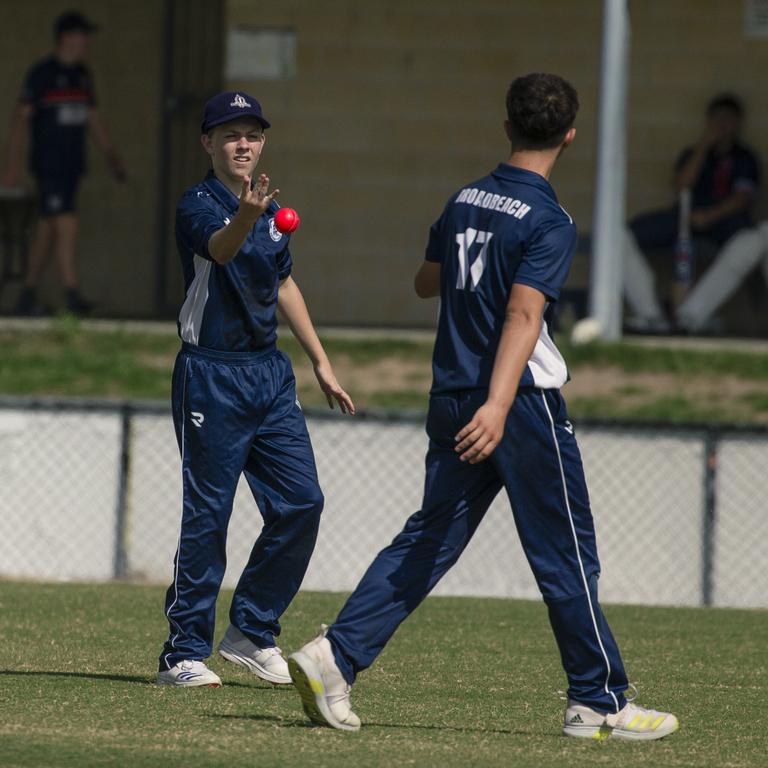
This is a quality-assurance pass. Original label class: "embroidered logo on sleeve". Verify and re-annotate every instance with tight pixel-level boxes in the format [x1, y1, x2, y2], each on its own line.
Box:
[268, 218, 283, 242]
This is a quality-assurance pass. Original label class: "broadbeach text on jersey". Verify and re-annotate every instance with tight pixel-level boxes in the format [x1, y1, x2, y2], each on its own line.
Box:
[455, 188, 532, 219]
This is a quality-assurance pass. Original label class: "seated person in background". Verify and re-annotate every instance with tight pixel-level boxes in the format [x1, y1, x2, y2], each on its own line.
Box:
[623, 94, 760, 332]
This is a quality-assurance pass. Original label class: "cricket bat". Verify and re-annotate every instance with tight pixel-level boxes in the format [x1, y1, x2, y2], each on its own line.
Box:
[672, 187, 694, 309]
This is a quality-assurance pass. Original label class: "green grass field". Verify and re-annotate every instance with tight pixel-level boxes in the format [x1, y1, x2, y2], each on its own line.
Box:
[2, 319, 768, 423]
[1, 581, 766, 767]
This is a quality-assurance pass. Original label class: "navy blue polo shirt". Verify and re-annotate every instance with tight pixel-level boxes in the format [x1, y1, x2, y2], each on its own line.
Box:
[175, 171, 293, 352]
[425, 163, 577, 394]
[674, 142, 760, 241]
[20, 56, 96, 178]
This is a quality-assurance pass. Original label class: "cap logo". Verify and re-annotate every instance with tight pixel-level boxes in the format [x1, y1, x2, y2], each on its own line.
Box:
[230, 94, 251, 108]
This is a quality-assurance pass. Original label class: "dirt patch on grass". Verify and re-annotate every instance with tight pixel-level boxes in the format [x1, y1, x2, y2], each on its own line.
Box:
[566, 366, 766, 400]
[293, 353, 768, 422]
[292, 353, 432, 398]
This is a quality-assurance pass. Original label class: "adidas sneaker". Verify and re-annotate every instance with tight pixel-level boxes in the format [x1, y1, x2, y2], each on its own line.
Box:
[563, 699, 679, 740]
[157, 659, 222, 687]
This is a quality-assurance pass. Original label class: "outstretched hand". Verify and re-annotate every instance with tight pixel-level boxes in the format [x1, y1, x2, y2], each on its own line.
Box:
[238, 173, 279, 226]
[313, 360, 355, 415]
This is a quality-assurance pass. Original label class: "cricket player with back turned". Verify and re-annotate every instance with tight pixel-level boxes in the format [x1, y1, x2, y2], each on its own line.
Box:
[157, 91, 354, 687]
[288, 73, 679, 741]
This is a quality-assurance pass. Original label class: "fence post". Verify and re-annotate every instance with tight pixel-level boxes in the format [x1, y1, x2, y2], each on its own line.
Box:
[113, 403, 133, 580]
[701, 430, 718, 607]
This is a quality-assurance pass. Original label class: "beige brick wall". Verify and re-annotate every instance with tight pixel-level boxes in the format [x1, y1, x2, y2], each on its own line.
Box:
[227, 0, 768, 326]
[226, 0, 602, 326]
[2, 1, 765, 323]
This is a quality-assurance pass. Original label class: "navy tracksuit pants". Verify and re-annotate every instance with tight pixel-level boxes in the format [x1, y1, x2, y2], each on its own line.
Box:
[160, 343, 323, 671]
[327, 388, 629, 713]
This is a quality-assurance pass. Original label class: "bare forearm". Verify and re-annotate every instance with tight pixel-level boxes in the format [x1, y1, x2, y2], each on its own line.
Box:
[207, 214, 252, 264]
[486, 311, 542, 412]
[4, 110, 27, 173]
[89, 111, 114, 153]
[675, 145, 709, 191]
[278, 278, 328, 366]
[697, 191, 752, 225]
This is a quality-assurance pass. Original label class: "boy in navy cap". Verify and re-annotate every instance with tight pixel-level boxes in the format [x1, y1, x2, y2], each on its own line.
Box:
[157, 91, 354, 687]
[3, 11, 125, 316]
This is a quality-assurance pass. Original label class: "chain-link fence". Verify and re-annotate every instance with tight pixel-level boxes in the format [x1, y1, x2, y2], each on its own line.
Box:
[0, 396, 766, 609]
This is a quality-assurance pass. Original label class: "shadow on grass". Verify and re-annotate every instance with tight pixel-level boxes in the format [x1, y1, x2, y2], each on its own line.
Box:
[0, 669, 253, 689]
[208, 712, 534, 736]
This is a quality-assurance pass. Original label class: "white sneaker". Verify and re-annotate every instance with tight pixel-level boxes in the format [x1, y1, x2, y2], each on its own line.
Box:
[156, 660, 222, 687]
[563, 699, 679, 741]
[217, 625, 291, 685]
[288, 626, 361, 731]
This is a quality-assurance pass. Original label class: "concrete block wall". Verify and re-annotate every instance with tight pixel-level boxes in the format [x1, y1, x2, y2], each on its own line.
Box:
[1, 1, 766, 325]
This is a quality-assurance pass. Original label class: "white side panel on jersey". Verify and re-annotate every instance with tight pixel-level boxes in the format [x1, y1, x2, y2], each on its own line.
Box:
[527, 308, 569, 389]
[178, 254, 212, 345]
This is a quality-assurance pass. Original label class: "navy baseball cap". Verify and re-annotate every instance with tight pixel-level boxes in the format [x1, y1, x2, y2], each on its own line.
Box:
[201, 91, 271, 133]
[54, 11, 98, 38]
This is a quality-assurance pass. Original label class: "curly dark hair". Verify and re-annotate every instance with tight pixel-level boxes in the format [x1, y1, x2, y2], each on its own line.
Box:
[505, 73, 579, 150]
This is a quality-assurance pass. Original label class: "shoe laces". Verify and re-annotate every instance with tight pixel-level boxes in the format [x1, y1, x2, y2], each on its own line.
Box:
[260, 646, 283, 658]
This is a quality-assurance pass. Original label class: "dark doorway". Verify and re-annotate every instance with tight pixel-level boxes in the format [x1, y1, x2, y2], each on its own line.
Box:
[155, 0, 224, 317]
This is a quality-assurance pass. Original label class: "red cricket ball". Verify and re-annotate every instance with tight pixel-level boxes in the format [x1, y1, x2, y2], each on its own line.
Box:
[274, 207, 301, 234]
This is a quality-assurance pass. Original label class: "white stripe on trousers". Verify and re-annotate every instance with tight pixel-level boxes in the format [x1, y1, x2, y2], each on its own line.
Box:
[540, 391, 620, 713]
[163, 356, 191, 670]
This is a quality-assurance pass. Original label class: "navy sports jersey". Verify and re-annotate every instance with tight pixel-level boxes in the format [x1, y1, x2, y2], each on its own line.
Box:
[676, 142, 760, 230]
[176, 171, 292, 352]
[426, 163, 577, 394]
[20, 56, 96, 178]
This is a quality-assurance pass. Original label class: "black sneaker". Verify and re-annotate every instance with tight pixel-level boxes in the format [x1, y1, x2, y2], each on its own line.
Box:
[66, 288, 94, 317]
[15, 287, 46, 317]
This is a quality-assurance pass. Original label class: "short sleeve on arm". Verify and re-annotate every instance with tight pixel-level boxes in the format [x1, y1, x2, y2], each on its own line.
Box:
[175, 193, 223, 261]
[277, 245, 292, 280]
[424, 201, 452, 263]
[514, 220, 577, 301]
[19, 66, 41, 106]
[733, 150, 760, 193]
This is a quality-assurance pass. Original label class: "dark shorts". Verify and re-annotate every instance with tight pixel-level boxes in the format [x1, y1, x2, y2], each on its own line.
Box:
[36, 176, 80, 218]
[629, 205, 750, 249]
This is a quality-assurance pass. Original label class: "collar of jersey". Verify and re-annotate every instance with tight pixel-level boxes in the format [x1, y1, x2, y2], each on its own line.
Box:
[490, 163, 557, 198]
[203, 170, 241, 214]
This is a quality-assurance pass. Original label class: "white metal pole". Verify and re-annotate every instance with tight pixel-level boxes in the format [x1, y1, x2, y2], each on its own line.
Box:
[589, 0, 630, 341]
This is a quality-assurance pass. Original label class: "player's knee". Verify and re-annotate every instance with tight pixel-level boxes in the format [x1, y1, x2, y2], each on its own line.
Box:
[537, 567, 599, 604]
[298, 484, 324, 519]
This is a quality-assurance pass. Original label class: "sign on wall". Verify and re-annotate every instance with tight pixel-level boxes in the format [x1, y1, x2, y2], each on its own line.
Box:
[226, 27, 296, 80]
[744, 0, 768, 38]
